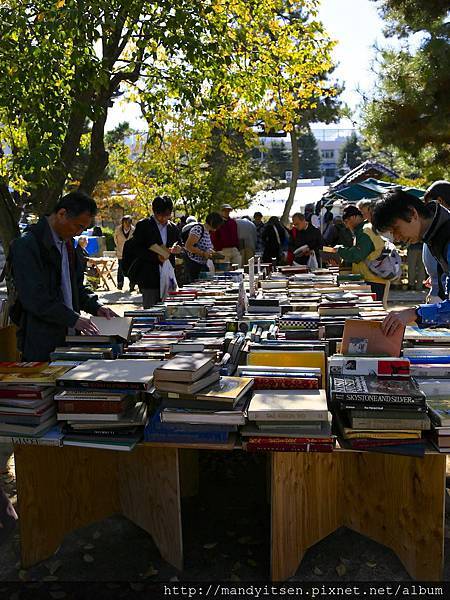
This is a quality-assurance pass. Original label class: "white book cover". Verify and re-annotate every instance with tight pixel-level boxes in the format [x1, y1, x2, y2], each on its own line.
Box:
[248, 389, 329, 421]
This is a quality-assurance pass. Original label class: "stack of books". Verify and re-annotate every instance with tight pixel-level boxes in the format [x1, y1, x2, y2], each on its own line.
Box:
[0, 362, 69, 442]
[242, 388, 333, 452]
[330, 372, 429, 455]
[146, 354, 252, 445]
[64, 316, 133, 358]
[330, 319, 429, 455]
[55, 359, 163, 451]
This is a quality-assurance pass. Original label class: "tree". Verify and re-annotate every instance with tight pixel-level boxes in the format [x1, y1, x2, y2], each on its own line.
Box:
[0, 0, 222, 251]
[337, 132, 367, 171]
[298, 126, 321, 178]
[363, 1, 450, 168]
[262, 140, 292, 181]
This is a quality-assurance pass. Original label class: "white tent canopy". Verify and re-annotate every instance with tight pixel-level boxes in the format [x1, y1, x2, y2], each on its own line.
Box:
[233, 185, 329, 218]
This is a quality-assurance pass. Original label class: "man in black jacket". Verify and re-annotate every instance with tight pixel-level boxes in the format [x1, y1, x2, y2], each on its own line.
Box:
[10, 192, 116, 361]
[132, 196, 182, 308]
[288, 212, 323, 265]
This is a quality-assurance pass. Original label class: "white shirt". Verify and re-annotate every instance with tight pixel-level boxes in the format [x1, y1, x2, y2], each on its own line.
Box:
[154, 217, 168, 245]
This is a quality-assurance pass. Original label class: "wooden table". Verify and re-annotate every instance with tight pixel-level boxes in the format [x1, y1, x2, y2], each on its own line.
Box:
[14, 444, 446, 581]
[87, 257, 117, 290]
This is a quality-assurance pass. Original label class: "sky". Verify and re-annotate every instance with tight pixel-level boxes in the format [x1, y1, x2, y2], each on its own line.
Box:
[105, 0, 386, 132]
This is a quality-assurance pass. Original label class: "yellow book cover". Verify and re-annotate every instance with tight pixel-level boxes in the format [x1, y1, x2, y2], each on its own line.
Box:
[343, 429, 421, 440]
[0, 365, 72, 384]
[247, 351, 326, 381]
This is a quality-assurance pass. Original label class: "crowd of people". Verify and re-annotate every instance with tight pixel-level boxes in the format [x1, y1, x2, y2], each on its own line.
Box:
[3, 181, 450, 530]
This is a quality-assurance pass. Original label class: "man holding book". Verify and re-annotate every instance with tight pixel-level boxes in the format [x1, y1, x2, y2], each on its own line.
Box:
[210, 204, 242, 268]
[9, 192, 116, 361]
[132, 196, 182, 308]
[288, 213, 322, 266]
[335, 205, 389, 301]
[372, 189, 450, 335]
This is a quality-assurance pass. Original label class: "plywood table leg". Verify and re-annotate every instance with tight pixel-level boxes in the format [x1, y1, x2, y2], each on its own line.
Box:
[342, 452, 446, 581]
[270, 452, 343, 581]
[14, 445, 120, 568]
[179, 449, 199, 498]
[118, 446, 183, 571]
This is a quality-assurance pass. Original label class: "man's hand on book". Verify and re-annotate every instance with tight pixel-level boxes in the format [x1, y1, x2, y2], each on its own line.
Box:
[74, 317, 101, 335]
[381, 307, 416, 336]
[96, 306, 119, 319]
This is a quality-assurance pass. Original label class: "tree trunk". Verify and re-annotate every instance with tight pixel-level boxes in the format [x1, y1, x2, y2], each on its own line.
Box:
[281, 129, 300, 226]
[78, 106, 109, 196]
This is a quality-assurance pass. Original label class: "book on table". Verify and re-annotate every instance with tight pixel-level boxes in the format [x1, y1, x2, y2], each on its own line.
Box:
[153, 369, 220, 395]
[248, 389, 329, 421]
[341, 319, 404, 358]
[330, 375, 426, 408]
[153, 354, 215, 383]
[0, 362, 48, 374]
[56, 359, 165, 391]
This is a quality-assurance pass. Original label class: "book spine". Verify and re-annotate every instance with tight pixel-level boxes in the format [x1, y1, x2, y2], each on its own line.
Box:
[249, 410, 329, 421]
[8, 436, 62, 447]
[252, 377, 319, 390]
[56, 380, 144, 391]
[0, 390, 49, 400]
[349, 438, 423, 449]
[333, 391, 424, 406]
[245, 440, 333, 452]
[338, 402, 427, 412]
[57, 399, 127, 413]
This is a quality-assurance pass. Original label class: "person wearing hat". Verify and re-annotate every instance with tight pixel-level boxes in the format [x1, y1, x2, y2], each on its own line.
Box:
[210, 204, 242, 268]
[114, 215, 135, 290]
[335, 205, 389, 301]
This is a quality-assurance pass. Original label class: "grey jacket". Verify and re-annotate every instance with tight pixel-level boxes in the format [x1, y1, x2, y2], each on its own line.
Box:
[10, 217, 101, 361]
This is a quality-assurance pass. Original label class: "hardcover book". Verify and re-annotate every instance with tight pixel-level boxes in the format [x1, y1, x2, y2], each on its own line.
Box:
[330, 375, 426, 407]
[56, 359, 164, 390]
[153, 370, 220, 395]
[153, 354, 215, 383]
[252, 376, 319, 390]
[329, 356, 410, 377]
[341, 319, 404, 357]
[248, 389, 329, 421]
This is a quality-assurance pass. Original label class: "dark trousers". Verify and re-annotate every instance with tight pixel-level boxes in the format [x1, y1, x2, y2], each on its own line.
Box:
[185, 257, 207, 283]
[370, 281, 386, 302]
[117, 259, 125, 289]
[141, 288, 160, 308]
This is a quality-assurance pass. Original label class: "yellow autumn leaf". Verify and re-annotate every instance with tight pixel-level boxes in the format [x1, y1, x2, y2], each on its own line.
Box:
[56, 0, 65, 8]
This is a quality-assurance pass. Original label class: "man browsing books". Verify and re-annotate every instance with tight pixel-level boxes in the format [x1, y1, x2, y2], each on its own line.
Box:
[131, 196, 182, 308]
[288, 213, 322, 266]
[334, 205, 389, 301]
[9, 192, 117, 361]
[372, 189, 450, 335]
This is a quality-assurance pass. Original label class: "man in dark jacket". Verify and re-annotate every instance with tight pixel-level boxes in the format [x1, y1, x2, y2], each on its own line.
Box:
[132, 196, 182, 308]
[288, 212, 322, 265]
[371, 190, 450, 335]
[10, 192, 115, 361]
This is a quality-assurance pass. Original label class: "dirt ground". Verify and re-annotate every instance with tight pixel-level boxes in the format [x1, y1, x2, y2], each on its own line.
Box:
[1, 287, 449, 584]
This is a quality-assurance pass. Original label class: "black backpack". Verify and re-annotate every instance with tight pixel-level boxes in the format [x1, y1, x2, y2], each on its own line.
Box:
[181, 223, 204, 245]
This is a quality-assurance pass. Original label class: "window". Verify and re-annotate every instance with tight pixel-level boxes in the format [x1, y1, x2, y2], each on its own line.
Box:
[321, 150, 335, 159]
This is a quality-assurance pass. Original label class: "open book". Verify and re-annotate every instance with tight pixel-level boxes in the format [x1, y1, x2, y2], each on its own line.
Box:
[149, 243, 170, 259]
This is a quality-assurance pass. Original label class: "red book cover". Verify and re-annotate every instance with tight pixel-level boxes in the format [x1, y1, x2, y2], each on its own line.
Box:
[252, 377, 319, 390]
[0, 388, 51, 400]
[57, 398, 129, 414]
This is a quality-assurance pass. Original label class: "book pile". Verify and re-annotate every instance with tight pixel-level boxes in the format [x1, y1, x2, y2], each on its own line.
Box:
[146, 354, 252, 445]
[0, 363, 70, 443]
[55, 359, 163, 451]
[242, 388, 333, 452]
[330, 370, 429, 455]
[330, 319, 429, 455]
[61, 317, 133, 360]
[404, 346, 450, 452]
